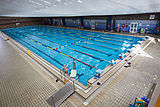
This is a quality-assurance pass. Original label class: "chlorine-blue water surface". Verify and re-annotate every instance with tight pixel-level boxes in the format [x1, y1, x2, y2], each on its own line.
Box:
[1, 25, 143, 86]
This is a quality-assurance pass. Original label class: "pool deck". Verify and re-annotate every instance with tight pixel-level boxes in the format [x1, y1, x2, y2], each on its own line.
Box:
[0, 30, 160, 107]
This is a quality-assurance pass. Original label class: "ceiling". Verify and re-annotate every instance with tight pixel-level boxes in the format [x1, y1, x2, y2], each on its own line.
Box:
[0, 0, 160, 17]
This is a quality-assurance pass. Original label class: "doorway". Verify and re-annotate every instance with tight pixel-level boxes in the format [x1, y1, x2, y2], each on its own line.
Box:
[91, 20, 95, 29]
[130, 23, 138, 33]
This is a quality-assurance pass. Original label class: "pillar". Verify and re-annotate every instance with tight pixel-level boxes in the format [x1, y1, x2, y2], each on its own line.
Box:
[62, 17, 66, 26]
[80, 16, 84, 28]
[107, 15, 112, 30]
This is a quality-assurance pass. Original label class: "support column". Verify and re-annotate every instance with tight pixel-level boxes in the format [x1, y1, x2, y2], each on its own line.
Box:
[112, 19, 116, 31]
[107, 15, 112, 30]
[50, 18, 53, 25]
[156, 20, 160, 34]
[62, 17, 66, 26]
[80, 16, 83, 28]
[158, 20, 160, 27]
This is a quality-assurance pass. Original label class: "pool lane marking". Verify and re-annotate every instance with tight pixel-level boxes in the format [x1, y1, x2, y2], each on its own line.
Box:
[100, 37, 133, 43]
[98, 34, 133, 41]
[59, 32, 122, 46]
[7, 32, 64, 67]
[38, 35, 106, 62]
[67, 33, 122, 47]
[80, 36, 87, 39]
[56, 29, 133, 43]
[93, 39, 122, 46]
[68, 32, 126, 44]
[23, 28, 124, 47]
[12, 32, 99, 69]
[62, 35, 119, 51]
[21, 31, 113, 57]
[18, 29, 120, 54]
[17, 32, 99, 69]
[76, 44, 112, 56]
[19, 31, 107, 62]
[45, 25, 141, 38]
[85, 42, 119, 51]
[20, 31, 111, 62]
[28, 26, 139, 40]
[32, 30, 119, 51]
[47, 33, 116, 54]
[52, 28, 133, 41]
[42, 34, 112, 57]
[38, 42, 42, 45]
[27, 28, 126, 46]
[55, 27, 134, 40]
[79, 33, 131, 43]
[66, 29, 135, 41]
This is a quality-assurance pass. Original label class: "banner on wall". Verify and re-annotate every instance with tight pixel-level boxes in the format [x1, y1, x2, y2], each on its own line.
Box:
[139, 23, 142, 26]
[72, 18, 77, 23]
[126, 20, 128, 24]
[60, 19, 63, 25]
[149, 15, 155, 19]
[85, 22, 88, 25]
[16, 23, 20, 26]
[44, 18, 51, 25]
[91, 20, 95, 29]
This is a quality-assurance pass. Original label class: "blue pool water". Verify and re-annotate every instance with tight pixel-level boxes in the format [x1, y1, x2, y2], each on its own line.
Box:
[1, 25, 143, 86]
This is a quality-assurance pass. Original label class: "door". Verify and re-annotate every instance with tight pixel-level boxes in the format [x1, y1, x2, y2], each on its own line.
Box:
[130, 23, 138, 33]
[91, 20, 95, 29]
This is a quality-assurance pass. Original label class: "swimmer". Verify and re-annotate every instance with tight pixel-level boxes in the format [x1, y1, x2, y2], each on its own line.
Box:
[121, 53, 127, 58]
[97, 35, 100, 37]
[127, 49, 132, 53]
[118, 54, 123, 60]
[62, 65, 68, 74]
[96, 73, 100, 76]
[94, 73, 100, 79]
[110, 59, 116, 66]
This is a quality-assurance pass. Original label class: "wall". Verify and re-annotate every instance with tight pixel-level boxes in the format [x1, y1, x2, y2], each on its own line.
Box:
[52, 18, 63, 26]
[115, 20, 158, 33]
[44, 18, 63, 26]
[65, 17, 81, 27]
[43, 13, 160, 34]
[43, 16, 108, 30]
[83, 16, 107, 30]
[44, 18, 52, 25]
[113, 13, 160, 33]
[0, 17, 43, 29]
[112, 13, 160, 20]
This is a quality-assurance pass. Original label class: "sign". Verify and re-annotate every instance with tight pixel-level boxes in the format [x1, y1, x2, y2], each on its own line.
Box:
[16, 23, 20, 26]
[149, 15, 155, 19]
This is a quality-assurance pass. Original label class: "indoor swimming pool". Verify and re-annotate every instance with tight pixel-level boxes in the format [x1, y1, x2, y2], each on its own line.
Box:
[1, 25, 144, 86]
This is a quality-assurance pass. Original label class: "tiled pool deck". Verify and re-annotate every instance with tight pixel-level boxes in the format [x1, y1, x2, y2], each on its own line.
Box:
[0, 34, 160, 107]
